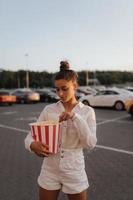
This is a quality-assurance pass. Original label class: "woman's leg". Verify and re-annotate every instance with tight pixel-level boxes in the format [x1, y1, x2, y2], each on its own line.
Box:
[67, 189, 87, 200]
[39, 187, 60, 200]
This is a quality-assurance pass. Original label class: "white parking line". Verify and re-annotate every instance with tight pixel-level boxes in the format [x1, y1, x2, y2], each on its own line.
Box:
[15, 117, 37, 121]
[97, 115, 129, 125]
[115, 120, 133, 124]
[0, 124, 29, 133]
[96, 145, 133, 155]
[0, 111, 18, 115]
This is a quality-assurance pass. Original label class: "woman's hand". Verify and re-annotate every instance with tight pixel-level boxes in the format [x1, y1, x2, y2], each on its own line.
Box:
[59, 111, 75, 122]
[30, 141, 52, 157]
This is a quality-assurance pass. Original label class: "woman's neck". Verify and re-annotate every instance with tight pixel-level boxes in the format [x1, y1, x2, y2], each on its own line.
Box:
[62, 98, 78, 112]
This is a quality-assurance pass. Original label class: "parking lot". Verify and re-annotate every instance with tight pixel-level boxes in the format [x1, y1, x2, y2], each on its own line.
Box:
[0, 103, 133, 200]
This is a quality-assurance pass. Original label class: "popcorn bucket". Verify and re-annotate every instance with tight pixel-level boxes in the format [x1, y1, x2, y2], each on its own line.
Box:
[29, 121, 61, 154]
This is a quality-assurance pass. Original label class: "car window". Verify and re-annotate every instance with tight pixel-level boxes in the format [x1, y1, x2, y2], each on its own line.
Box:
[108, 91, 119, 95]
[95, 91, 106, 95]
[0, 91, 9, 95]
[13, 90, 24, 94]
[103, 91, 119, 95]
[95, 90, 119, 95]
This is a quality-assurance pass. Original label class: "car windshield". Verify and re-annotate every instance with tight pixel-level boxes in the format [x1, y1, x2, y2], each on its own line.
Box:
[0, 91, 9, 95]
[95, 90, 119, 95]
[12, 89, 32, 94]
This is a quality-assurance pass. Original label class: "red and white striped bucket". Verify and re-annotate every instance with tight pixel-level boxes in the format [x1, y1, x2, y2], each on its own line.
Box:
[29, 121, 61, 154]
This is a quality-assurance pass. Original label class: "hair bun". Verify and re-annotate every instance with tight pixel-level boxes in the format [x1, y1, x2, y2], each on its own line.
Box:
[60, 61, 70, 71]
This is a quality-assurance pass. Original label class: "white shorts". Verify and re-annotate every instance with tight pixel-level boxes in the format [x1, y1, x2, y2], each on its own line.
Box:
[37, 148, 89, 194]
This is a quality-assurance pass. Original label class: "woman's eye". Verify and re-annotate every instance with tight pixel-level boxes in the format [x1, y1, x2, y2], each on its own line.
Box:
[62, 88, 69, 91]
[55, 87, 69, 92]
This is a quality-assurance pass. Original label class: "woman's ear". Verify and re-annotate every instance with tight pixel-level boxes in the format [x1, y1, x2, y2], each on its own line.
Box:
[73, 81, 78, 90]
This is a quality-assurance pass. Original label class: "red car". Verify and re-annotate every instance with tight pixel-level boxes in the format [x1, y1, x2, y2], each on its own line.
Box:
[0, 90, 16, 105]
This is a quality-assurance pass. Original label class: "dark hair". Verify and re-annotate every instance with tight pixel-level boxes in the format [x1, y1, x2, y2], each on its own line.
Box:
[54, 61, 78, 82]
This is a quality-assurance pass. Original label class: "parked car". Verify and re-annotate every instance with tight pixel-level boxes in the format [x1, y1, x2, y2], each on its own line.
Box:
[11, 88, 40, 103]
[79, 88, 133, 111]
[77, 87, 97, 95]
[125, 99, 133, 117]
[75, 91, 85, 99]
[125, 87, 133, 92]
[0, 90, 16, 105]
[35, 88, 59, 102]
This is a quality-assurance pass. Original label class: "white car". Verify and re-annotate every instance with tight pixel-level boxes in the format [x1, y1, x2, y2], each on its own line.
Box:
[125, 87, 133, 92]
[79, 88, 133, 110]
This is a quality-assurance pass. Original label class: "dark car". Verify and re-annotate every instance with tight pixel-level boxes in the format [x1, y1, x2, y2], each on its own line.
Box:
[11, 88, 40, 103]
[35, 89, 60, 103]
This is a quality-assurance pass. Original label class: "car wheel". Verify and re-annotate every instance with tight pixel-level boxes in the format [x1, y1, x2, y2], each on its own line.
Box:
[82, 100, 90, 106]
[114, 101, 124, 111]
[20, 99, 25, 104]
[45, 97, 49, 102]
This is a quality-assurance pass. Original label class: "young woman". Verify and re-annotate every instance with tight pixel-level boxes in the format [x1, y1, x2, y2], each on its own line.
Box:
[24, 61, 97, 200]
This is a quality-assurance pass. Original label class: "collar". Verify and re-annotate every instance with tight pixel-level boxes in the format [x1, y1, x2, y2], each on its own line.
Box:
[56, 100, 84, 112]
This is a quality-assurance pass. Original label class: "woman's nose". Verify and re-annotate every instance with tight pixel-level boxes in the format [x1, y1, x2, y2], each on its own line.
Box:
[58, 90, 63, 97]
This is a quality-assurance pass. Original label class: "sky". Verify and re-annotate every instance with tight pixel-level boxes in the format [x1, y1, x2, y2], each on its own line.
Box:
[0, 0, 133, 72]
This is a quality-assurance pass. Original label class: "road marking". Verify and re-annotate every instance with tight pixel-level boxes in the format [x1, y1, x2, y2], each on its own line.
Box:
[0, 124, 29, 133]
[96, 145, 133, 155]
[97, 115, 129, 125]
[0, 121, 133, 156]
[1, 111, 18, 115]
[30, 112, 40, 115]
[115, 120, 133, 124]
[15, 117, 37, 121]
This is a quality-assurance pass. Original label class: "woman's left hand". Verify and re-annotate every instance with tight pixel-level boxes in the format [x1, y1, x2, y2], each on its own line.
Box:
[59, 111, 75, 122]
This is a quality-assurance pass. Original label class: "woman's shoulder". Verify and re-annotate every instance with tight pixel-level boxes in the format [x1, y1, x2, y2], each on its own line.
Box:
[42, 101, 59, 112]
[79, 102, 95, 114]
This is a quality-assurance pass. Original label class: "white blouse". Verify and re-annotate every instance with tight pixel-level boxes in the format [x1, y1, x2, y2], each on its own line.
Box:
[24, 101, 97, 151]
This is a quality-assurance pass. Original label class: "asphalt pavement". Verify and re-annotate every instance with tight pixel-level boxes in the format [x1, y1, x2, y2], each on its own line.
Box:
[0, 103, 133, 200]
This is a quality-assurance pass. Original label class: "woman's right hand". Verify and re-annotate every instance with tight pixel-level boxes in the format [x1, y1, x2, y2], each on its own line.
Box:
[30, 141, 52, 157]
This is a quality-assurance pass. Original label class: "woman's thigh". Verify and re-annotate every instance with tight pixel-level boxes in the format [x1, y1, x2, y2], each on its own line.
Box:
[67, 189, 87, 200]
[39, 187, 60, 200]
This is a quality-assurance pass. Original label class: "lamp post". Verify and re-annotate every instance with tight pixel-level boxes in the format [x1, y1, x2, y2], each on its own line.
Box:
[25, 53, 29, 88]
[17, 72, 20, 88]
[85, 62, 89, 86]
[86, 70, 89, 86]
[93, 68, 96, 86]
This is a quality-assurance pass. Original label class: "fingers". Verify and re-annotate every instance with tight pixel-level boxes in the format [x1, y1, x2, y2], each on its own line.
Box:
[32, 142, 52, 157]
[59, 112, 67, 122]
[41, 143, 49, 149]
[59, 111, 74, 122]
[35, 152, 49, 157]
[39, 144, 52, 157]
[36, 150, 51, 157]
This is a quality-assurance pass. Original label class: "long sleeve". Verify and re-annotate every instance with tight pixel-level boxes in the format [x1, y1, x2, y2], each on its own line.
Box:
[72, 107, 97, 149]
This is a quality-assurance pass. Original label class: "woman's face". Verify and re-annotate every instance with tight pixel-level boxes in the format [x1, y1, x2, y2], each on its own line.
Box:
[55, 79, 77, 103]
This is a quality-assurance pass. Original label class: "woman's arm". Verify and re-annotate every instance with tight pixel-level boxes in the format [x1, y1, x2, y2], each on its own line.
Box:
[72, 107, 97, 149]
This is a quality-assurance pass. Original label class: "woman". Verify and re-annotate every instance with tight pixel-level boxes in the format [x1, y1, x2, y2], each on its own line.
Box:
[24, 61, 97, 200]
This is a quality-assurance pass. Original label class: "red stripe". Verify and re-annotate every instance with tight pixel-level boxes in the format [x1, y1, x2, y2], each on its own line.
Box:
[53, 125, 56, 153]
[45, 126, 49, 147]
[57, 125, 61, 152]
[32, 126, 36, 141]
[37, 126, 42, 142]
